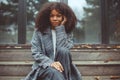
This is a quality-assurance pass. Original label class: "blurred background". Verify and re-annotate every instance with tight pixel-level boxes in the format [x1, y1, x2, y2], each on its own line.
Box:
[0, 0, 120, 44]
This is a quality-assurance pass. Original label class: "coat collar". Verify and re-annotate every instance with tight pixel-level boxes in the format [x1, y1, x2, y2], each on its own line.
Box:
[42, 27, 54, 60]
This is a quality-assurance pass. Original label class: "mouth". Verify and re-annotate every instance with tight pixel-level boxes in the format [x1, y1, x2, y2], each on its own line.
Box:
[52, 21, 59, 23]
[51, 22, 60, 25]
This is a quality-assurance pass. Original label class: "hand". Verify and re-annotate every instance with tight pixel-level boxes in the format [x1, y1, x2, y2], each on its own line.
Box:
[61, 16, 67, 25]
[50, 61, 64, 72]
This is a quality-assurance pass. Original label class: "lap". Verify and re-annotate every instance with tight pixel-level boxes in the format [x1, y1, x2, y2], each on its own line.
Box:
[37, 66, 65, 80]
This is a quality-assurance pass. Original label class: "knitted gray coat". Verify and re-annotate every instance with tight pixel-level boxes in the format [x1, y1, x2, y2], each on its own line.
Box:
[23, 25, 82, 80]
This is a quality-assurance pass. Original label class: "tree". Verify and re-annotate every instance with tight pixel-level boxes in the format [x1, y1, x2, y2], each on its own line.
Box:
[108, 0, 120, 42]
[27, 0, 48, 25]
[0, 0, 18, 26]
[0, 0, 48, 43]
[82, 0, 101, 43]
[0, 0, 48, 29]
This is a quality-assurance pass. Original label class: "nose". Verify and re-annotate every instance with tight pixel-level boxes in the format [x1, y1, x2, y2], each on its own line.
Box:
[53, 16, 57, 20]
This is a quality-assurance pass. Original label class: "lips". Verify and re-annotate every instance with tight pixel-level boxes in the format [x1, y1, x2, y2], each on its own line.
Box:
[52, 21, 59, 23]
[51, 22, 59, 25]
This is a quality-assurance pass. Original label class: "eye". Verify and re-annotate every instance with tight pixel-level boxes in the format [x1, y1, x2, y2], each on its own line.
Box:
[57, 14, 62, 17]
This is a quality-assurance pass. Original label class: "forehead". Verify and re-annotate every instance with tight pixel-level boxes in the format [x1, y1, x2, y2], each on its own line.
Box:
[50, 9, 62, 14]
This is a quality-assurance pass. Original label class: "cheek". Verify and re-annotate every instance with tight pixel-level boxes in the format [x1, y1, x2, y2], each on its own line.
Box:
[59, 17, 63, 22]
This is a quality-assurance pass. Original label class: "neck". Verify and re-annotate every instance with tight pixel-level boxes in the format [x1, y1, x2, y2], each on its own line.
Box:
[51, 26, 55, 30]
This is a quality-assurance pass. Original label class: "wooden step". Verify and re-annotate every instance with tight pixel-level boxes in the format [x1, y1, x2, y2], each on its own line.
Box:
[0, 76, 23, 80]
[0, 47, 120, 78]
[71, 49, 120, 61]
[0, 49, 33, 61]
[0, 49, 120, 61]
[0, 61, 120, 66]
[0, 76, 120, 80]
[0, 61, 120, 76]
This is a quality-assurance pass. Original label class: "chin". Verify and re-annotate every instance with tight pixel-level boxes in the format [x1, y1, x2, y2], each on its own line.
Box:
[53, 24, 60, 27]
[51, 22, 61, 26]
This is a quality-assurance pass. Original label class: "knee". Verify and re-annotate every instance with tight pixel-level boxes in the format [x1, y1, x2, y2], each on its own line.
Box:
[47, 67, 65, 80]
[40, 67, 65, 80]
[47, 67, 60, 75]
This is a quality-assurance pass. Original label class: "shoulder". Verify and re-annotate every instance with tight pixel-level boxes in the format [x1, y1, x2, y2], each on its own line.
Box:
[34, 29, 42, 36]
[31, 29, 43, 41]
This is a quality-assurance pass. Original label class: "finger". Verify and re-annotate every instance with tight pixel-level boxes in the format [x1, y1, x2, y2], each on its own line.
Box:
[51, 63, 60, 70]
[64, 16, 67, 22]
[56, 62, 64, 71]
[63, 16, 67, 23]
[52, 62, 63, 72]
[61, 16, 67, 25]
[59, 65, 64, 71]
[53, 65, 63, 72]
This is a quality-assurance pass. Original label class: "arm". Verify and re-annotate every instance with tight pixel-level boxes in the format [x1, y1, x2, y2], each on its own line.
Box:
[31, 30, 54, 69]
[51, 25, 73, 72]
[55, 25, 74, 49]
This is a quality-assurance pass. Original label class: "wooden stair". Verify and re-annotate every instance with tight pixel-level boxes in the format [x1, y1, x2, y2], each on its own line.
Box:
[0, 45, 120, 80]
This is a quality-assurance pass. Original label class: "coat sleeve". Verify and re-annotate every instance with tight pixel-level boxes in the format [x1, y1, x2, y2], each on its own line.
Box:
[55, 25, 74, 49]
[31, 30, 54, 69]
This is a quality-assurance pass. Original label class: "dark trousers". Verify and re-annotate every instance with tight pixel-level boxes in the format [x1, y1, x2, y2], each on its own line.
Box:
[37, 47, 72, 80]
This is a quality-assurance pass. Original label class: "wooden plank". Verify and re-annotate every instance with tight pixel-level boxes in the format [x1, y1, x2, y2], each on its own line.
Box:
[0, 65, 31, 76]
[0, 49, 120, 61]
[71, 51, 120, 61]
[0, 61, 120, 66]
[77, 65, 120, 76]
[0, 62, 120, 76]
[0, 76, 23, 80]
[0, 76, 120, 80]
[0, 50, 33, 61]
[82, 76, 120, 80]
[0, 61, 33, 65]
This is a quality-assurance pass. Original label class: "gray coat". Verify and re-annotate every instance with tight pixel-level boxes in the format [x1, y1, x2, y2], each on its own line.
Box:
[23, 25, 82, 80]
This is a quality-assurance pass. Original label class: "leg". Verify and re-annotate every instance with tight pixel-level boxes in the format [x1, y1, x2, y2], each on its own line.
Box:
[37, 67, 65, 80]
[55, 47, 72, 80]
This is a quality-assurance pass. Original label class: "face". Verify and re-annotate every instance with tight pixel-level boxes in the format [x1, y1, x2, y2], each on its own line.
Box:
[50, 9, 63, 28]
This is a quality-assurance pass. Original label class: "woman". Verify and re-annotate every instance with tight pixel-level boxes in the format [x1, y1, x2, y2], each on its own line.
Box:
[24, 2, 82, 80]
